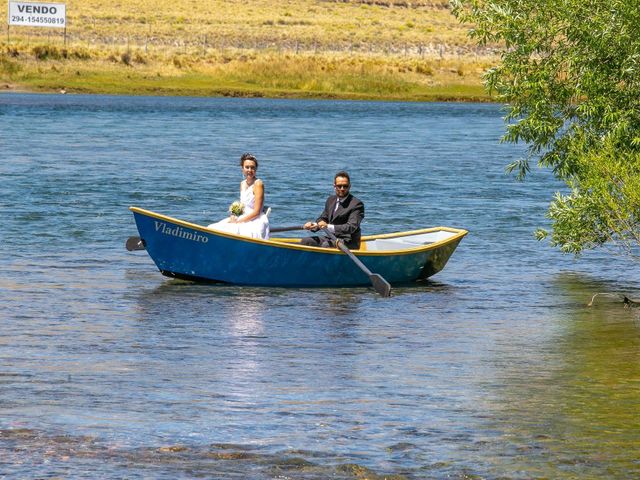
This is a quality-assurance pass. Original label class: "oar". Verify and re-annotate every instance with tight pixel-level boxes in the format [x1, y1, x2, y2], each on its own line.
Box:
[270, 225, 305, 233]
[125, 236, 146, 251]
[323, 228, 391, 298]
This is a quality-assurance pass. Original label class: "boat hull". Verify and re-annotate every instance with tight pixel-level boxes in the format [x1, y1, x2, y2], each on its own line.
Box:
[130, 207, 466, 287]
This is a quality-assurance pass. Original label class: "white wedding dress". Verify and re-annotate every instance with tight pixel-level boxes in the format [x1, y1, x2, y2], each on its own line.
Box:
[207, 182, 270, 239]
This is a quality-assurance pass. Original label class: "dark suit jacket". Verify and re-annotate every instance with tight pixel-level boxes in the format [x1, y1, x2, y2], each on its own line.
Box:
[317, 193, 365, 249]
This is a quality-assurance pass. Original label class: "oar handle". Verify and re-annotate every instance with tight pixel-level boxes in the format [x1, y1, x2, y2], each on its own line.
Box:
[270, 225, 305, 233]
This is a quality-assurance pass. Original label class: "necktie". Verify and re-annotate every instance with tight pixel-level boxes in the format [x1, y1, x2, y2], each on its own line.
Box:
[331, 199, 340, 221]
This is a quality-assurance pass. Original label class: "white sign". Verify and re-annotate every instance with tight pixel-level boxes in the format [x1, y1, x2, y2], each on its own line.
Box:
[8, 1, 66, 28]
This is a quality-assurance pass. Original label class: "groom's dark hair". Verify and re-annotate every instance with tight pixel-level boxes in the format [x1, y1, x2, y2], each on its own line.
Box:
[334, 171, 350, 183]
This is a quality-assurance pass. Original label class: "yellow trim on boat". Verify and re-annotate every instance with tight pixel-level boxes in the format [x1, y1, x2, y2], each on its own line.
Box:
[129, 206, 468, 256]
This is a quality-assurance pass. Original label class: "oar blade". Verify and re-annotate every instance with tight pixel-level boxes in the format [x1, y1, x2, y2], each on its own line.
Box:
[126, 236, 146, 251]
[369, 274, 392, 297]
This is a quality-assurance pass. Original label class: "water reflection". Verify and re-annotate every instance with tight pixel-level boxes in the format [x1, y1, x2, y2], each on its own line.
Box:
[133, 278, 370, 322]
[480, 273, 640, 478]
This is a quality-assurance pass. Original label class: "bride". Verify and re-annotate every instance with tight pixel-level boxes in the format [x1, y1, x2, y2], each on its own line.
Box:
[208, 153, 270, 239]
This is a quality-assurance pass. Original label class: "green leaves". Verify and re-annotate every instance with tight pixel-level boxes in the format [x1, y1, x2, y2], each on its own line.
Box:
[543, 145, 640, 255]
[453, 0, 640, 257]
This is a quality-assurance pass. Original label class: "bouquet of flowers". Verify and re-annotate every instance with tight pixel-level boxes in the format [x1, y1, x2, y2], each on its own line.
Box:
[229, 201, 245, 217]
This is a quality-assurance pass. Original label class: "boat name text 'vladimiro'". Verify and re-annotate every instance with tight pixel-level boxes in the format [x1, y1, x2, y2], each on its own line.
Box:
[155, 221, 209, 244]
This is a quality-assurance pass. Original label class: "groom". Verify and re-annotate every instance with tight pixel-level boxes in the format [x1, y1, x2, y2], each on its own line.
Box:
[301, 171, 365, 249]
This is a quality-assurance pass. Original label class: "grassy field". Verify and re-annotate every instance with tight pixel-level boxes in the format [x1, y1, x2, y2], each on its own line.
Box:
[0, 0, 498, 100]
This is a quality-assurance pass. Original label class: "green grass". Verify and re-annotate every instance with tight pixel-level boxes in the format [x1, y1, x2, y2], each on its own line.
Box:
[11, 67, 488, 101]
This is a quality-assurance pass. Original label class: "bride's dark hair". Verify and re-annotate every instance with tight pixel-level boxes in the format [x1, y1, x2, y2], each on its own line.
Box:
[240, 153, 258, 168]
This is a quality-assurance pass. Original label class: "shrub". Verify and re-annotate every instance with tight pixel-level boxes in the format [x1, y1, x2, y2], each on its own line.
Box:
[0, 56, 22, 74]
[121, 51, 132, 65]
[71, 48, 92, 60]
[416, 63, 433, 75]
[32, 45, 62, 60]
[134, 52, 147, 64]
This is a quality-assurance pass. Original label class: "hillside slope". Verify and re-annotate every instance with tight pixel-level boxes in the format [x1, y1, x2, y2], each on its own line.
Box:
[0, 0, 498, 100]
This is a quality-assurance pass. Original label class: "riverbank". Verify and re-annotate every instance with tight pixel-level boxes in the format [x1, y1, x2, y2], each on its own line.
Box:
[1, 43, 493, 101]
[0, 0, 497, 101]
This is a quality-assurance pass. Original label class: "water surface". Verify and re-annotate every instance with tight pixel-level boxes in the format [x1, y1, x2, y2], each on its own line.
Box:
[1, 94, 639, 479]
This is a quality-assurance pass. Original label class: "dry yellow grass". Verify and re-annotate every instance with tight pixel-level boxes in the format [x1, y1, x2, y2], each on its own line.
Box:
[0, 0, 498, 100]
[3, 0, 480, 51]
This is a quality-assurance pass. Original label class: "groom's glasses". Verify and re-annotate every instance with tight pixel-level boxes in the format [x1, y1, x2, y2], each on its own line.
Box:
[334, 184, 350, 190]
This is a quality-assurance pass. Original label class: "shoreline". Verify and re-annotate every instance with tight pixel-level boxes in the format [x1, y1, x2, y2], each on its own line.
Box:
[0, 84, 493, 103]
[0, 71, 493, 103]
[1, 47, 494, 103]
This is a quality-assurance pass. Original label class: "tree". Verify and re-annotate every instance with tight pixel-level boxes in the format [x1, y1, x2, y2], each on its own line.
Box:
[451, 0, 640, 256]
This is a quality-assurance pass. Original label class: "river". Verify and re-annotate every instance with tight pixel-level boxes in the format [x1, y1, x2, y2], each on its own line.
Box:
[1, 93, 639, 479]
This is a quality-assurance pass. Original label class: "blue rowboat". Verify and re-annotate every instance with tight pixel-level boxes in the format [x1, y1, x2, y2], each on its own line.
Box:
[129, 206, 467, 287]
